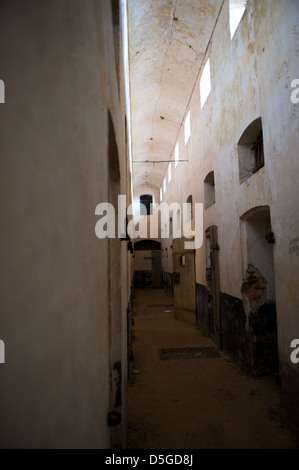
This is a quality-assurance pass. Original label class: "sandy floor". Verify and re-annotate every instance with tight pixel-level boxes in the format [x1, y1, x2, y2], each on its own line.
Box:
[126, 289, 299, 450]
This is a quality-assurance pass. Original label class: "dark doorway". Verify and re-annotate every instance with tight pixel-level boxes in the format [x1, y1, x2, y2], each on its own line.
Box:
[173, 237, 196, 323]
[133, 240, 162, 289]
[241, 207, 278, 375]
[140, 194, 153, 215]
[205, 226, 222, 348]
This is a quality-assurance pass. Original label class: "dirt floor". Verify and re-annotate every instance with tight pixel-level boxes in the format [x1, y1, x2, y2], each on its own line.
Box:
[126, 289, 299, 450]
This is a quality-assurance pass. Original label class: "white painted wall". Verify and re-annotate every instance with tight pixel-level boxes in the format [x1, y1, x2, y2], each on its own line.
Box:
[0, 0, 129, 448]
[160, 0, 299, 404]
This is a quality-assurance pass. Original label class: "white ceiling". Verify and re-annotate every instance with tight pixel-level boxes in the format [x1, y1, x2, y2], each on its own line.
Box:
[128, 0, 223, 195]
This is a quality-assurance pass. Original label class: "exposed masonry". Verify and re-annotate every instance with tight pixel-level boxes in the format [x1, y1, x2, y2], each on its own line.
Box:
[153, 2, 299, 415]
[241, 264, 268, 316]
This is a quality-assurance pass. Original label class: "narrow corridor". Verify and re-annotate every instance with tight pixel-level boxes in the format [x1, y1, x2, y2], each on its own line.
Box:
[1, 0, 299, 449]
[127, 289, 299, 450]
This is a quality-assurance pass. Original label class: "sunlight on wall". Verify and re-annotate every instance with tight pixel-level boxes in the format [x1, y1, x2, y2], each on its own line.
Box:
[184, 111, 191, 145]
[168, 163, 172, 183]
[229, 0, 247, 39]
[175, 143, 179, 168]
[200, 58, 211, 109]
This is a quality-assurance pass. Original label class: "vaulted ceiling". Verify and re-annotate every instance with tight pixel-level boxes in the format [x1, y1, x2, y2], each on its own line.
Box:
[128, 0, 223, 196]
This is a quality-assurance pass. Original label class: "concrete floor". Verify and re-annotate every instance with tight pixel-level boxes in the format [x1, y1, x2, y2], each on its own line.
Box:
[127, 289, 299, 449]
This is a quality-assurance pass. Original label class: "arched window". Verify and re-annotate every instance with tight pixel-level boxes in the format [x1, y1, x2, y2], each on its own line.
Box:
[200, 59, 211, 109]
[140, 194, 153, 215]
[204, 171, 215, 209]
[229, 0, 247, 39]
[238, 117, 264, 183]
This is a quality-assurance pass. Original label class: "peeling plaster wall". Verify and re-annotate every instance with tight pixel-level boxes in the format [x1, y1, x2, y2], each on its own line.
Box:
[160, 0, 299, 416]
[0, 0, 129, 448]
[245, 215, 276, 301]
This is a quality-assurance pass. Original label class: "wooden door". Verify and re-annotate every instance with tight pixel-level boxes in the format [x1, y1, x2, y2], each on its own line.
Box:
[173, 237, 196, 323]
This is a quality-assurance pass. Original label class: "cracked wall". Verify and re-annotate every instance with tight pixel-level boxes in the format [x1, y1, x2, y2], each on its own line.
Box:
[157, 0, 299, 420]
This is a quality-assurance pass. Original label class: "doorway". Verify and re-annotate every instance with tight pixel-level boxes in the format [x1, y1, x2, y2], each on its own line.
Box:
[205, 226, 222, 348]
[240, 207, 278, 375]
[173, 237, 196, 323]
[133, 240, 162, 289]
